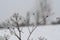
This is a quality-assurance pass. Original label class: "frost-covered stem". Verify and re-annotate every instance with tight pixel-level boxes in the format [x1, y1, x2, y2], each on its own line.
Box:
[17, 27, 21, 40]
[9, 27, 21, 40]
[27, 16, 48, 40]
[27, 26, 37, 40]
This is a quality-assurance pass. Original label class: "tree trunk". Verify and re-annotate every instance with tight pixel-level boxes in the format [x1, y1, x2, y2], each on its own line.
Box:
[17, 27, 21, 40]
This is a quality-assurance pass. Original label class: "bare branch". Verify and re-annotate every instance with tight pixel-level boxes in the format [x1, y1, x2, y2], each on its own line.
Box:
[27, 16, 49, 40]
[9, 27, 21, 40]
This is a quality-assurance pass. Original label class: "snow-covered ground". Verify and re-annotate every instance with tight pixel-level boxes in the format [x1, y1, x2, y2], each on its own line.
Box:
[0, 25, 60, 40]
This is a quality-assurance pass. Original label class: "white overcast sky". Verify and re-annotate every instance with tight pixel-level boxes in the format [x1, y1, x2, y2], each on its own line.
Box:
[0, 0, 60, 22]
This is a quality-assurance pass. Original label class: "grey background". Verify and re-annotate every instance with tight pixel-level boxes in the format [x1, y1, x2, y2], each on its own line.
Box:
[0, 0, 60, 22]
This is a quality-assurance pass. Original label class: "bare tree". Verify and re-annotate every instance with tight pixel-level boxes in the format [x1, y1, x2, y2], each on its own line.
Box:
[51, 17, 60, 24]
[9, 13, 26, 40]
[26, 12, 30, 26]
[27, 0, 53, 40]
[40, 0, 52, 25]
[0, 13, 26, 40]
[27, 16, 48, 40]
[36, 11, 40, 25]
